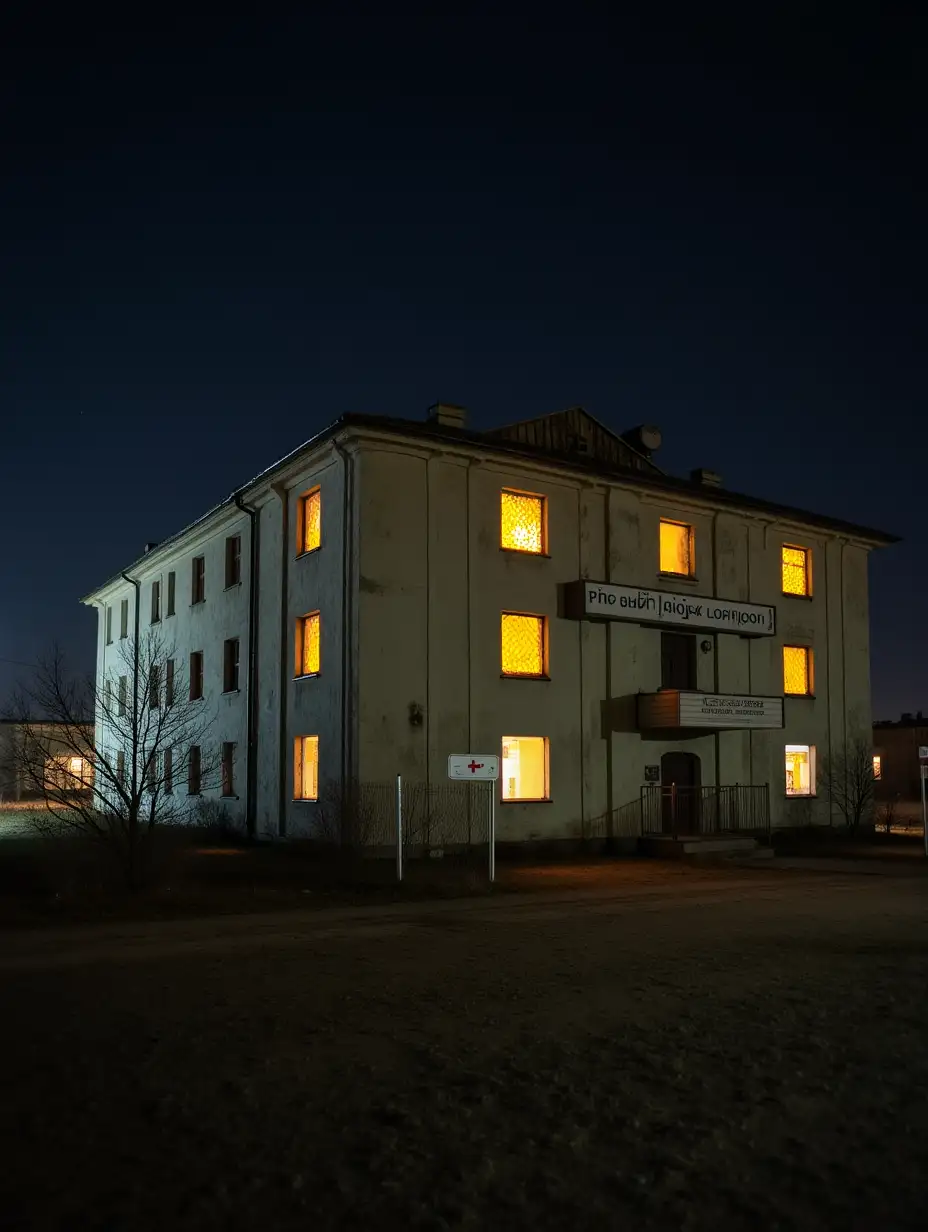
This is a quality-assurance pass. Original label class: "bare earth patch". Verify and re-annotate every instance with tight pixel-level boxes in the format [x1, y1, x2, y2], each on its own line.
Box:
[1, 865, 927, 1230]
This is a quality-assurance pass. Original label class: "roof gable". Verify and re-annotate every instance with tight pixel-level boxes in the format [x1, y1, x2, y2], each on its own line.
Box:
[483, 406, 661, 474]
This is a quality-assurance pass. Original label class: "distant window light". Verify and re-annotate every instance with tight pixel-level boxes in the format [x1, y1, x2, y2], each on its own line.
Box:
[501, 736, 550, 801]
[785, 744, 816, 797]
[872, 754, 882, 780]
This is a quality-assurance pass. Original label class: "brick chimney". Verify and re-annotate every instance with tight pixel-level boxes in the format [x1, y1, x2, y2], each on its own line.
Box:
[427, 402, 467, 430]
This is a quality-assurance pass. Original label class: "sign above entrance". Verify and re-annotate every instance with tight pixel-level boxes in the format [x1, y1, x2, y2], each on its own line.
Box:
[448, 754, 500, 781]
[564, 580, 776, 637]
[638, 690, 784, 731]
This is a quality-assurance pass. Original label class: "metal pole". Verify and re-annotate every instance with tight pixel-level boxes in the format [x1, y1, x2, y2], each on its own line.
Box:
[488, 781, 496, 883]
[395, 774, 403, 882]
[921, 765, 927, 859]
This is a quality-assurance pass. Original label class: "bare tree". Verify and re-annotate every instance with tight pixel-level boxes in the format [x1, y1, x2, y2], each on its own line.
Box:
[5, 633, 217, 889]
[819, 736, 877, 832]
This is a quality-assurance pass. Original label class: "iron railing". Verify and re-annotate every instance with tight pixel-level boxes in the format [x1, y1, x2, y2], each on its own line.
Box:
[640, 784, 770, 841]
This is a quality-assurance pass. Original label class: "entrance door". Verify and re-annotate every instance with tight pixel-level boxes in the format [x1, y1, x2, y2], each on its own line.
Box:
[661, 751, 701, 835]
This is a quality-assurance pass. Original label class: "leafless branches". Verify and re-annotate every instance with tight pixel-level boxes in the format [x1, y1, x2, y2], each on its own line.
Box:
[5, 633, 218, 887]
[820, 736, 877, 831]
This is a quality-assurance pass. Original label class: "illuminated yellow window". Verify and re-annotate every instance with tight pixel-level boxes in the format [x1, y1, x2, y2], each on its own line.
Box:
[659, 519, 694, 576]
[501, 736, 549, 801]
[783, 645, 813, 695]
[294, 735, 319, 800]
[872, 754, 882, 780]
[298, 488, 322, 555]
[785, 744, 815, 796]
[782, 545, 811, 596]
[296, 612, 321, 676]
[501, 613, 546, 677]
[500, 489, 545, 554]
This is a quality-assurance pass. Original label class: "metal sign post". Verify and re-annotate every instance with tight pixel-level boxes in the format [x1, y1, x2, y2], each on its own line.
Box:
[395, 774, 403, 882]
[448, 754, 500, 882]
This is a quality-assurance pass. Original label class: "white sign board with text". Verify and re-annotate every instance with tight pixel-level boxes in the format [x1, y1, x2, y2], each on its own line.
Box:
[678, 692, 784, 729]
[572, 580, 776, 637]
[448, 754, 500, 781]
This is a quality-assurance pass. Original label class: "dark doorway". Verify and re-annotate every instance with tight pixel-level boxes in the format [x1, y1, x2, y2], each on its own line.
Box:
[661, 751, 702, 835]
[661, 632, 697, 690]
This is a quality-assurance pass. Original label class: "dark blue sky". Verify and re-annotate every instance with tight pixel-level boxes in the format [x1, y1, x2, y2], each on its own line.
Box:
[1, 9, 924, 717]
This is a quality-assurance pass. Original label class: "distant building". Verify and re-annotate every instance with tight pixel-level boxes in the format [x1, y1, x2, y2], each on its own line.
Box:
[872, 714, 928, 811]
[0, 721, 95, 803]
[81, 404, 896, 844]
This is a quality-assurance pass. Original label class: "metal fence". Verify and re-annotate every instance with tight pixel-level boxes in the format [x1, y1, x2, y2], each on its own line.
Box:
[640, 785, 770, 840]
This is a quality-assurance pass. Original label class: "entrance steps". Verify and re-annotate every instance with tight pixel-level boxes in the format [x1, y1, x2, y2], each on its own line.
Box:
[641, 835, 774, 863]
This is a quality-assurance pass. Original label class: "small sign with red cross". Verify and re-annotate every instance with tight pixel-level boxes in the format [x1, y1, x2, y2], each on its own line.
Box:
[448, 754, 500, 781]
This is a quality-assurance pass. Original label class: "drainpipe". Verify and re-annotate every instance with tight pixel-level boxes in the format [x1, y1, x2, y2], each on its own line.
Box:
[120, 572, 141, 804]
[710, 514, 721, 814]
[233, 492, 260, 839]
[603, 486, 614, 840]
[272, 482, 290, 838]
[332, 440, 354, 844]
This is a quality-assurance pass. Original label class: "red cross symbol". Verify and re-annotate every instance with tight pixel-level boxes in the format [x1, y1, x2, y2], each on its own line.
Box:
[467, 760, 484, 774]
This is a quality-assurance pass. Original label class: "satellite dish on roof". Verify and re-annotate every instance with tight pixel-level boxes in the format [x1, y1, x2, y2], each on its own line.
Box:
[621, 424, 663, 455]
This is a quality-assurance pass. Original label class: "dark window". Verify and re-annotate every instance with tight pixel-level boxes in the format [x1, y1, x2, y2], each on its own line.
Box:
[120, 598, 129, 639]
[105, 606, 113, 644]
[191, 556, 205, 604]
[661, 632, 697, 691]
[167, 571, 176, 616]
[118, 675, 128, 717]
[164, 746, 173, 795]
[145, 749, 157, 794]
[188, 745, 201, 795]
[149, 664, 160, 709]
[116, 750, 126, 784]
[221, 742, 236, 797]
[189, 651, 204, 701]
[165, 658, 175, 706]
[223, 638, 240, 693]
[151, 580, 161, 624]
[225, 535, 242, 588]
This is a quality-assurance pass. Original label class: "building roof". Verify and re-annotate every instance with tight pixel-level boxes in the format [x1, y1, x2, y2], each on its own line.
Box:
[82, 407, 900, 602]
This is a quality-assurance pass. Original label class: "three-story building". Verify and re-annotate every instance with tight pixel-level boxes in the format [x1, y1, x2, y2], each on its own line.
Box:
[83, 403, 896, 843]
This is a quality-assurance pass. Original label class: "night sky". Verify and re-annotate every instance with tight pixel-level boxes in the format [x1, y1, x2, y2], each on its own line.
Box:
[1, 10, 924, 718]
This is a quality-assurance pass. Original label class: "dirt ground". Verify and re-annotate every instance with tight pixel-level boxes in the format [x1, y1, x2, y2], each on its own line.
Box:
[1, 863, 927, 1231]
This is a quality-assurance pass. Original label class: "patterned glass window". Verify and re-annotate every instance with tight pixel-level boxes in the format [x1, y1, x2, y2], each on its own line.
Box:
[500, 490, 545, 553]
[501, 613, 546, 677]
[782, 545, 811, 596]
[783, 646, 813, 695]
[296, 612, 321, 676]
[299, 488, 322, 555]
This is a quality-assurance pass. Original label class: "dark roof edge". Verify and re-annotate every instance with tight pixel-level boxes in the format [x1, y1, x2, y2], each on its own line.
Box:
[344, 413, 900, 546]
[82, 410, 899, 602]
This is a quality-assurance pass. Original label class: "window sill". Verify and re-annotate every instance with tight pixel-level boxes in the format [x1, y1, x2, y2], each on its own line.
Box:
[784, 693, 816, 700]
[222, 688, 241, 696]
[224, 581, 242, 591]
[187, 791, 202, 798]
[500, 673, 550, 681]
[785, 794, 818, 800]
[293, 797, 319, 804]
[189, 695, 204, 704]
[782, 593, 814, 601]
[500, 548, 551, 559]
[500, 798, 553, 804]
[657, 572, 699, 584]
[165, 612, 176, 619]
[190, 600, 206, 607]
[297, 546, 322, 560]
[295, 672, 320, 681]
[221, 794, 239, 800]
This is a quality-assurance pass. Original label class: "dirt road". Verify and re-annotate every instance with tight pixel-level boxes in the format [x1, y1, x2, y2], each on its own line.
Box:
[1, 864, 927, 1230]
